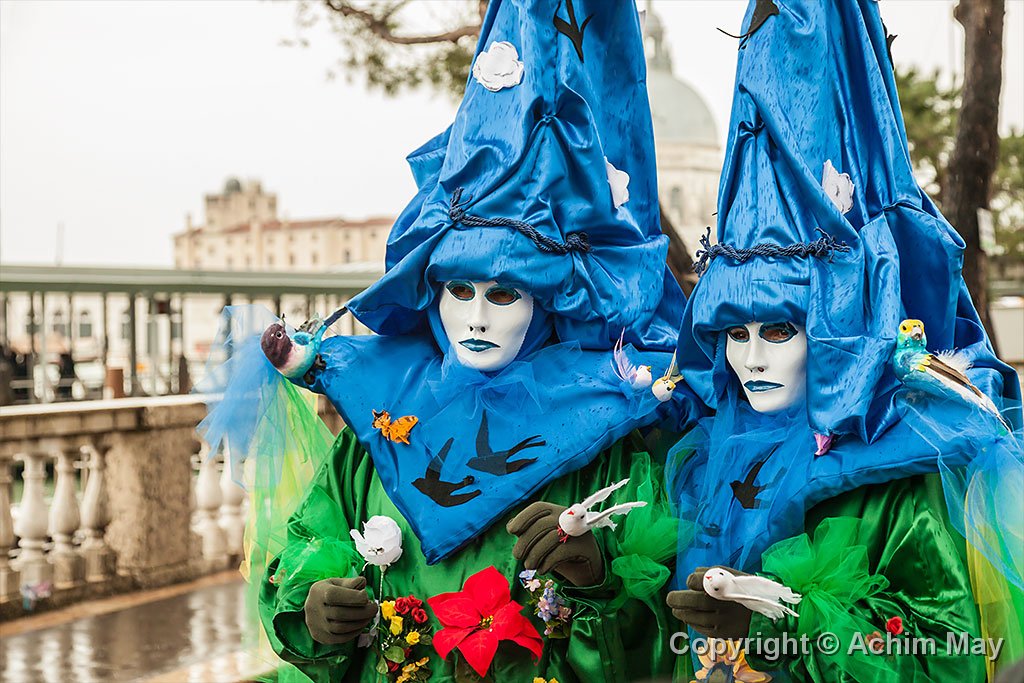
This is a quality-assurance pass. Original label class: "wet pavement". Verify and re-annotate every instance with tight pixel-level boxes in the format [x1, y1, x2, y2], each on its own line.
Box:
[0, 579, 267, 683]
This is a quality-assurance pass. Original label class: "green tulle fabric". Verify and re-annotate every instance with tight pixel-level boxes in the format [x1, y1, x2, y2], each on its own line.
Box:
[748, 475, 990, 683]
[609, 476, 678, 606]
[761, 517, 908, 681]
[240, 382, 346, 683]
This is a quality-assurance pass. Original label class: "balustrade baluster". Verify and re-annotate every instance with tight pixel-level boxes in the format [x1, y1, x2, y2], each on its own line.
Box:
[194, 448, 227, 568]
[0, 451, 20, 603]
[218, 452, 246, 561]
[47, 442, 85, 588]
[14, 448, 53, 585]
[80, 440, 114, 581]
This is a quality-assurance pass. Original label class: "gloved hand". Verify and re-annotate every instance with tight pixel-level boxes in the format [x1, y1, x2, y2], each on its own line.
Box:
[666, 566, 753, 640]
[303, 576, 378, 645]
[507, 501, 604, 587]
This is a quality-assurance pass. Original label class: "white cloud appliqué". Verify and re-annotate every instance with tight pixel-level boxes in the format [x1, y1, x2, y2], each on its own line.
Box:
[822, 159, 854, 214]
[605, 158, 630, 208]
[472, 41, 525, 92]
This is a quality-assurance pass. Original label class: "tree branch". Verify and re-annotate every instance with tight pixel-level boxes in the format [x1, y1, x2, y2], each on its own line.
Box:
[323, 0, 481, 45]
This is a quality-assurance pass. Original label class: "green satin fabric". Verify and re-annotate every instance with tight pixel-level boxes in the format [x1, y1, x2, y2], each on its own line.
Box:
[258, 428, 684, 683]
[747, 474, 986, 682]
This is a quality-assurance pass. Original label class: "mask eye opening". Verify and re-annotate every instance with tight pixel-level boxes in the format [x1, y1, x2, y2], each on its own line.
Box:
[445, 280, 475, 301]
[483, 284, 522, 306]
[759, 322, 797, 344]
[726, 326, 750, 343]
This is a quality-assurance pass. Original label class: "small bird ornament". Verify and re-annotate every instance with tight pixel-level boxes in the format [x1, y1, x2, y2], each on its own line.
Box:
[612, 330, 652, 389]
[702, 568, 802, 620]
[893, 318, 1009, 429]
[557, 478, 647, 541]
[651, 353, 683, 402]
[261, 307, 347, 384]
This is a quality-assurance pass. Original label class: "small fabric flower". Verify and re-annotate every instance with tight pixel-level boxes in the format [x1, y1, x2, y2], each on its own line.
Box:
[411, 607, 429, 624]
[520, 569, 542, 592]
[381, 600, 396, 619]
[605, 158, 630, 208]
[822, 159, 854, 214]
[885, 616, 904, 635]
[350, 516, 403, 567]
[390, 615, 404, 635]
[395, 596, 415, 614]
[406, 631, 421, 645]
[473, 41, 525, 92]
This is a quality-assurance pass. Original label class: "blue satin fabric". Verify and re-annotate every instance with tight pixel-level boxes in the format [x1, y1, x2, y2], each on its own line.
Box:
[346, 0, 682, 351]
[303, 331, 686, 563]
[676, 0, 1021, 443]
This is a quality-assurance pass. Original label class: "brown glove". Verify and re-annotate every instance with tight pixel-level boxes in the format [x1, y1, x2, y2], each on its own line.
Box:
[666, 566, 753, 640]
[506, 501, 604, 587]
[303, 576, 378, 645]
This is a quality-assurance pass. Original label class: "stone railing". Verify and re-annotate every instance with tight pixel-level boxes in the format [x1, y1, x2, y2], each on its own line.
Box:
[0, 395, 322, 620]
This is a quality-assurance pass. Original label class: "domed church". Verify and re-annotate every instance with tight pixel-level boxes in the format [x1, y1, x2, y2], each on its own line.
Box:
[644, 3, 722, 259]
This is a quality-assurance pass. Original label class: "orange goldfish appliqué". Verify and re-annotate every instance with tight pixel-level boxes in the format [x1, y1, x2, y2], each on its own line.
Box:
[372, 410, 418, 444]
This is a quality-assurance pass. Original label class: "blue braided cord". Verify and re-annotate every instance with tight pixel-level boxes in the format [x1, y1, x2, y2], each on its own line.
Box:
[448, 188, 591, 255]
[692, 226, 851, 276]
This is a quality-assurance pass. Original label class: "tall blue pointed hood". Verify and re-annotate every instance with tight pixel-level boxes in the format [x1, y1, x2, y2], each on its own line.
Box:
[677, 0, 1020, 441]
[291, 0, 693, 564]
[347, 0, 682, 350]
[667, 12, 1024, 673]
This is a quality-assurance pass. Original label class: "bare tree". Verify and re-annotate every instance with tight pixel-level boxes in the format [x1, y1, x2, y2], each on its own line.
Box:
[945, 0, 1004, 344]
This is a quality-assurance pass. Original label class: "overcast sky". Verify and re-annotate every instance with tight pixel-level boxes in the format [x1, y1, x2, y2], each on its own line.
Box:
[2, 0, 1022, 267]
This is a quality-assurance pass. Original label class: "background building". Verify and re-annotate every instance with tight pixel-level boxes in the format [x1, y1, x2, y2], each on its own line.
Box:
[172, 178, 392, 272]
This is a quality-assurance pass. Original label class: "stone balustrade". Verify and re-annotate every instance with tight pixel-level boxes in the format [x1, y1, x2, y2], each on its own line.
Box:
[0, 395, 305, 620]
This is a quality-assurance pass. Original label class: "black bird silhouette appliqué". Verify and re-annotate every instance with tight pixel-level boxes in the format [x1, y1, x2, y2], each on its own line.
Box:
[413, 438, 481, 508]
[553, 0, 592, 62]
[467, 412, 545, 475]
[717, 0, 779, 49]
[730, 445, 779, 509]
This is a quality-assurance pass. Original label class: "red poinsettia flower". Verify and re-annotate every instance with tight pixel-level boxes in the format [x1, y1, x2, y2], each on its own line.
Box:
[885, 616, 904, 635]
[428, 566, 543, 677]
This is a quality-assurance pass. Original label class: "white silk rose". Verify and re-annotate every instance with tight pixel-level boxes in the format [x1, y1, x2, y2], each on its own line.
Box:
[473, 41, 525, 92]
[350, 516, 403, 568]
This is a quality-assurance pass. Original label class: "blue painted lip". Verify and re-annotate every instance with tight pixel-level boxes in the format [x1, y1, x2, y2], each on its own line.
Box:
[744, 380, 783, 393]
[459, 339, 499, 352]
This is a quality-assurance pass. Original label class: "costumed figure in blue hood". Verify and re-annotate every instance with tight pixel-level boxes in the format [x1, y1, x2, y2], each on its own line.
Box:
[663, 1, 1023, 682]
[198, 1, 703, 681]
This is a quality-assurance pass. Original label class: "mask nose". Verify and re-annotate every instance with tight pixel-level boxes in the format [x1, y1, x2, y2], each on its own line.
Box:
[467, 295, 488, 335]
[743, 334, 767, 373]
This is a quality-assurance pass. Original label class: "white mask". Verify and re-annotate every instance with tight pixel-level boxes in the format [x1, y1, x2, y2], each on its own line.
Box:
[724, 321, 807, 413]
[439, 280, 534, 372]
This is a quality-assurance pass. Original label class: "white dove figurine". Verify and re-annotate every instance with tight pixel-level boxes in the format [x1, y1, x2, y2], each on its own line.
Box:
[702, 567, 802, 620]
[557, 478, 647, 540]
[612, 330, 653, 389]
